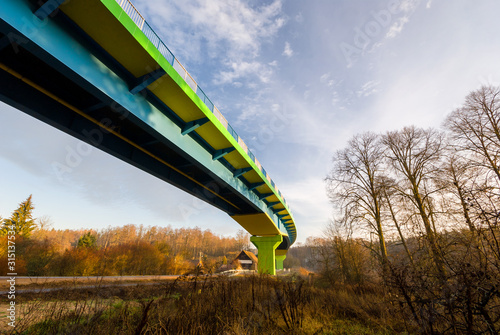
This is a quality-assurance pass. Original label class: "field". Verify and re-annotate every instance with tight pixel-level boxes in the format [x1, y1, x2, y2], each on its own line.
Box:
[0, 273, 408, 334]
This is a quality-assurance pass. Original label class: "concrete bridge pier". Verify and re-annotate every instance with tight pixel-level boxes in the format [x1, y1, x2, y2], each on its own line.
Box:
[250, 235, 283, 275]
[275, 250, 287, 271]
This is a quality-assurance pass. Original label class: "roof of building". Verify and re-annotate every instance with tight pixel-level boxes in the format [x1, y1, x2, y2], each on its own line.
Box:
[234, 250, 258, 263]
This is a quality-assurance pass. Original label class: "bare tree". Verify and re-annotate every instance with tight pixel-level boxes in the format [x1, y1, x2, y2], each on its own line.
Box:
[382, 126, 446, 278]
[311, 220, 371, 286]
[436, 153, 476, 232]
[37, 215, 54, 231]
[236, 229, 250, 250]
[316, 85, 500, 332]
[326, 132, 390, 273]
[381, 179, 415, 267]
[445, 85, 500, 184]
[444, 85, 500, 258]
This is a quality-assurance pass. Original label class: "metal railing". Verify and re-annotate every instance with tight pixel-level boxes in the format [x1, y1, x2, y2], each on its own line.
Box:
[213, 106, 228, 129]
[115, 0, 289, 212]
[117, 0, 144, 29]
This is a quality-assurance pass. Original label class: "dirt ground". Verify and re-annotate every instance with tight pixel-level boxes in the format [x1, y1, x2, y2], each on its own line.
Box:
[0, 275, 179, 291]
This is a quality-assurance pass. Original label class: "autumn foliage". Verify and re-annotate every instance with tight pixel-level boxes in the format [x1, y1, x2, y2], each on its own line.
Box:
[0, 215, 250, 276]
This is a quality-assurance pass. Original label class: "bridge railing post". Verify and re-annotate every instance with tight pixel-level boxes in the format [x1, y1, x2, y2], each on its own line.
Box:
[250, 235, 283, 275]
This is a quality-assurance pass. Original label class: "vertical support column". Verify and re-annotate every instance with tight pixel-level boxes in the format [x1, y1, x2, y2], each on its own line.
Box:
[275, 250, 287, 271]
[251, 235, 283, 275]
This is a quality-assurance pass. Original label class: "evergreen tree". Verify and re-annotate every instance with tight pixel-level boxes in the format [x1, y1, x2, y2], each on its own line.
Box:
[77, 232, 97, 249]
[1, 195, 36, 238]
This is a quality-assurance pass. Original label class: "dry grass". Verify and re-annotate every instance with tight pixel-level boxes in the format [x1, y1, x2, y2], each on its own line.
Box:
[1, 274, 408, 334]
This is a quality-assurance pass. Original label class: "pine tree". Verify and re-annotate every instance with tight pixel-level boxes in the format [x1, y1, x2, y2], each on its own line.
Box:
[77, 232, 97, 249]
[1, 195, 36, 238]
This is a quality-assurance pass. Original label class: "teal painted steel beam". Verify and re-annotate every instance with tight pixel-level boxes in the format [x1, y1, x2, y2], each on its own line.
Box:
[266, 201, 280, 207]
[34, 0, 66, 20]
[249, 182, 265, 191]
[272, 207, 286, 215]
[233, 167, 252, 178]
[271, 208, 281, 214]
[130, 68, 166, 94]
[181, 117, 209, 135]
[212, 147, 235, 160]
[259, 193, 274, 200]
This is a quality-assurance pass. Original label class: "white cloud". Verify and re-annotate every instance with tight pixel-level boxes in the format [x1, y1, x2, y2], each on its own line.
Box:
[214, 61, 273, 85]
[320, 73, 330, 83]
[295, 12, 304, 23]
[385, 16, 409, 39]
[235, 105, 265, 124]
[321, 75, 337, 89]
[384, 0, 421, 39]
[138, 0, 285, 60]
[134, 0, 286, 90]
[283, 41, 293, 57]
[399, 0, 421, 13]
[357, 80, 380, 98]
[303, 90, 311, 100]
[187, 0, 284, 57]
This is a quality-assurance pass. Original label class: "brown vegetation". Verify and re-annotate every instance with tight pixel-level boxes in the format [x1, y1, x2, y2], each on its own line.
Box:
[0, 221, 250, 276]
[3, 274, 403, 334]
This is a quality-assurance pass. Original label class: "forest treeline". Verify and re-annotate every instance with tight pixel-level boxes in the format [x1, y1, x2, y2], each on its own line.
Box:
[310, 85, 500, 333]
[0, 198, 250, 276]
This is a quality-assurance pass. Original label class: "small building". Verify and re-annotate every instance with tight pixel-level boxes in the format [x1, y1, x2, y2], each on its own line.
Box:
[233, 250, 258, 270]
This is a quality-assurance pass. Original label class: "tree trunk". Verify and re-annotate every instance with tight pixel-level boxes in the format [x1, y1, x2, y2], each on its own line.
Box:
[386, 194, 414, 268]
[411, 180, 446, 279]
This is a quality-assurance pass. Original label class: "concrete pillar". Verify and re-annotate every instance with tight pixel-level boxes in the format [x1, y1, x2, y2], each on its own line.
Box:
[275, 249, 287, 271]
[251, 235, 283, 275]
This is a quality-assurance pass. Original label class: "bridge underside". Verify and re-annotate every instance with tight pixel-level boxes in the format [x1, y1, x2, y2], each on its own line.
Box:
[0, 32, 258, 215]
[0, 0, 294, 274]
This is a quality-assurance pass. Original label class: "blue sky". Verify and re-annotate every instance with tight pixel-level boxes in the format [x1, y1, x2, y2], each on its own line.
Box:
[2, 0, 500, 243]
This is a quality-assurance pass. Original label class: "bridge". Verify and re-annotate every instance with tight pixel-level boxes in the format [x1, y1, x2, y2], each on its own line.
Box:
[0, 0, 297, 274]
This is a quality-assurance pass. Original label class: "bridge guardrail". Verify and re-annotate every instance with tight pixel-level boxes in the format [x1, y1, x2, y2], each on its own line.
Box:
[115, 0, 291, 215]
